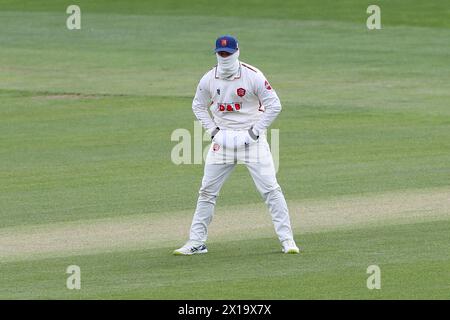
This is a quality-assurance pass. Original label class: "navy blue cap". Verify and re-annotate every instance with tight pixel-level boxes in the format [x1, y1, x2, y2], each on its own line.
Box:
[215, 35, 239, 53]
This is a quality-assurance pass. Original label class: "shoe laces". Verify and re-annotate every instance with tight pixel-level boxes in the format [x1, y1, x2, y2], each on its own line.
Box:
[185, 240, 203, 248]
[284, 239, 297, 248]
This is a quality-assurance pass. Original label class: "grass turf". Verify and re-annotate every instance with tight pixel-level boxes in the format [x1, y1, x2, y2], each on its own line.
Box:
[0, 0, 449, 299]
[1, 220, 449, 299]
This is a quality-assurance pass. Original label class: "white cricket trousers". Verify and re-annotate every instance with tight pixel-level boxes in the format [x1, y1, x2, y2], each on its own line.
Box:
[189, 131, 294, 243]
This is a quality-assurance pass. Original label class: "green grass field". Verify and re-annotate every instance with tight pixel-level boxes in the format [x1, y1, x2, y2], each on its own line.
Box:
[1, 0, 449, 299]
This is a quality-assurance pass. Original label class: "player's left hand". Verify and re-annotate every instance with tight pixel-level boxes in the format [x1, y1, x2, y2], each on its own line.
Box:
[236, 128, 259, 148]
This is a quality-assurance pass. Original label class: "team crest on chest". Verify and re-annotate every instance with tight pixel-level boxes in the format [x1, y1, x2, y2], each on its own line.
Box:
[236, 87, 246, 97]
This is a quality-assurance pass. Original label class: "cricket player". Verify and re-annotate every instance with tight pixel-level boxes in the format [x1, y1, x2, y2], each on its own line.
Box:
[173, 35, 299, 255]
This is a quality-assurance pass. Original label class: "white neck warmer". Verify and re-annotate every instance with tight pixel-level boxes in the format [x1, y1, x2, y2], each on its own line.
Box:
[216, 51, 240, 80]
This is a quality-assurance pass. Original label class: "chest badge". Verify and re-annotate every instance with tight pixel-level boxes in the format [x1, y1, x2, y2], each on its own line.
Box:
[237, 88, 246, 97]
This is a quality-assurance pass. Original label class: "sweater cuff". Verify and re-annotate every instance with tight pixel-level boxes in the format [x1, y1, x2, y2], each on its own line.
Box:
[210, 127, 220, 138]
[248, 127, 259, 140]
[207, 126, 218, 136]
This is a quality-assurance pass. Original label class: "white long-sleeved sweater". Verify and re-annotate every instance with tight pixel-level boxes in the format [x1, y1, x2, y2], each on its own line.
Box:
[192, 61, 282, 136]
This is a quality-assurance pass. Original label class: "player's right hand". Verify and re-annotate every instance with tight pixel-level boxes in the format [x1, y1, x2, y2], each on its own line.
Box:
[211, 127, 221, 140]
[212, 128, 225, 146]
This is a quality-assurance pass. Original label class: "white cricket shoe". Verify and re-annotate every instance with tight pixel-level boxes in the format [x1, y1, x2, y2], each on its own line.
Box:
[172, 241, 208, 255]
[281, 239, 300, 254]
